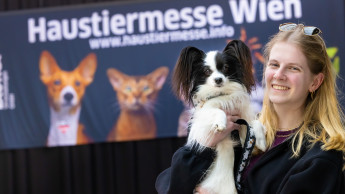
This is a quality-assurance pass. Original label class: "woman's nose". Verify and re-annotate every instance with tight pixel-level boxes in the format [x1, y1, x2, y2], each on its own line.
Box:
[273, 68, 286, 80]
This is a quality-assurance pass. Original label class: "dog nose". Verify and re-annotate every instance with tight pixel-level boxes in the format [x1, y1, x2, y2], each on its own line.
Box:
[214, 78, 223, 85]
[64, 93, 74, 102]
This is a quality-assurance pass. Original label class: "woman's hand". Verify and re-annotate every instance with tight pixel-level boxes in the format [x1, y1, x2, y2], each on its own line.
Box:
[200, 110, 241, 148]
[194, 186, 211, 194]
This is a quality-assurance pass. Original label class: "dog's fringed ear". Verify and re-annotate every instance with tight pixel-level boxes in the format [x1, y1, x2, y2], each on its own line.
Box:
[223, 40, 255, 94]
[172, 46, 205, 104]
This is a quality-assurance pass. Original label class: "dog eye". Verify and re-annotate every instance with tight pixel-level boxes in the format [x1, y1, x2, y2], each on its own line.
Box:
[204, 69, 212, 76]
[54, 80, 61, 85]
[75, 81, 81, 86]
[223, 65, 229, 71]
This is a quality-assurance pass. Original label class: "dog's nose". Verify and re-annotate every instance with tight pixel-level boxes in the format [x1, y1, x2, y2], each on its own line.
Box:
[214, 78, 223, 85]
[64, 93, 74, 102]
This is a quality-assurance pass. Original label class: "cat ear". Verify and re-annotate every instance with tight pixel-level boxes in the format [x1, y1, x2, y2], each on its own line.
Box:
[39, 50, 61, 84]
[148, 66, 169, 90]
[107, 68, 127, 91]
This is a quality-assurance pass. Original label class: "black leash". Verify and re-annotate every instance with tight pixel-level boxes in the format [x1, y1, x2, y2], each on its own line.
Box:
[234, 119, 256, 192]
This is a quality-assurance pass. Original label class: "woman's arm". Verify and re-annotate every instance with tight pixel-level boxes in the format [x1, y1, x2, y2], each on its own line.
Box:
[155, 112, 241, 194]
[155, 144, 216, 194]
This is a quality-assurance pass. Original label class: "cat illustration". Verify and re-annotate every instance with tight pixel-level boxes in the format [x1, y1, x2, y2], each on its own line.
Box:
[107, 66, 169, 141]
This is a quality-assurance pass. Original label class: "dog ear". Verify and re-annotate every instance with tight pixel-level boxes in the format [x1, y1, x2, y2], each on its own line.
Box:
[76, 53, 97, 85]
[39, 50, 61, 84]
[223, 40, 255, 93]
[172, 47, 205, 104]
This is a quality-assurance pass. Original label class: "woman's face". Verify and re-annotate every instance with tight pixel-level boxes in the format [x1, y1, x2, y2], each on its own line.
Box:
[265, 42, 317, 109]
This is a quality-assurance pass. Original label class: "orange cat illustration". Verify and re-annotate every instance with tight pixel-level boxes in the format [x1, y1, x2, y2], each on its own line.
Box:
[107, 67, 169, 141]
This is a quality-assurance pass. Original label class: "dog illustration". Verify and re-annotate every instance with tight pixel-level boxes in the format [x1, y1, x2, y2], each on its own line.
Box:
[39, 51, 97, 146]
[171, 40, 266, 194]
[107, 67, 169, 142]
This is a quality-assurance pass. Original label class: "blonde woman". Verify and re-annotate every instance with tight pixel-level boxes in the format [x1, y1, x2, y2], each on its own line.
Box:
[156, 23, 345, 194]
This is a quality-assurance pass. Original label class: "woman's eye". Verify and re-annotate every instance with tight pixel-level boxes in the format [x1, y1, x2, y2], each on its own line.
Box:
[290, 67, 300, 71]
[269, 63, 279, 67]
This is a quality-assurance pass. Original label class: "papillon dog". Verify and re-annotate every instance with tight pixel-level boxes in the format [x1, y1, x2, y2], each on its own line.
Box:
[172, 40, 266, 194]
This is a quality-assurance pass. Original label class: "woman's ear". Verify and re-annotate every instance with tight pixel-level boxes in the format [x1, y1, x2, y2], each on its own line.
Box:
[309, 73, 324, 92]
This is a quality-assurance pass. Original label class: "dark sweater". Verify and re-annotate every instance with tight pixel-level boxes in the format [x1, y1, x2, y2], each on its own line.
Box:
[155, 137, 345, 194]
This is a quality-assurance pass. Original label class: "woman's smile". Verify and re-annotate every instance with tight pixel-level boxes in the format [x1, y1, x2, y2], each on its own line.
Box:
[272, 84, 289, 91]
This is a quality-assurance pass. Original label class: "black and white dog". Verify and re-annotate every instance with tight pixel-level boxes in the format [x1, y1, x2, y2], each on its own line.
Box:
[172, 40, 266, 194]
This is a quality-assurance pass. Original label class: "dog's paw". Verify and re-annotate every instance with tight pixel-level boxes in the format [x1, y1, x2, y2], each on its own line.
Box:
[251, 120, 267, 151]
[211, 123, 226, 133]
[210, 109, 227, 133]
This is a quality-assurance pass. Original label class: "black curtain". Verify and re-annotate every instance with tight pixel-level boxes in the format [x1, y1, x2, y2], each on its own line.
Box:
[0, 1, 186, 194]
[0, 137, 186, 194]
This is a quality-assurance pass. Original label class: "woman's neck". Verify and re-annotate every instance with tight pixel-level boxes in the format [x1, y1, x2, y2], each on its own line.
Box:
[273, 104, 304, 131]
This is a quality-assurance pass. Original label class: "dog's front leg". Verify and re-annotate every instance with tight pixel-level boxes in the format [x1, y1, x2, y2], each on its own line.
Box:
[187, 108, 227, 148]
[251, 120, 267, 151]
[201, 108, 238, 194]
[210, 108, 227, 134]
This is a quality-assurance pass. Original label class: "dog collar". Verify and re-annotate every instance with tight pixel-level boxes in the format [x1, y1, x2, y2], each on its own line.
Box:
[192, 92, 229, 108]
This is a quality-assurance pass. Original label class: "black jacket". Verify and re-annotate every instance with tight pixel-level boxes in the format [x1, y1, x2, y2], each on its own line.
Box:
[155, 138, 345, 194]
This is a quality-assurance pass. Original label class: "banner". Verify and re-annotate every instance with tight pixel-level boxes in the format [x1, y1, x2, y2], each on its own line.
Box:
[0, 0, 344, 149]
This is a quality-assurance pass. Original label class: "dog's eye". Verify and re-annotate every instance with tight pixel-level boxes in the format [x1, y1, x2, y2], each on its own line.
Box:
[204, 69, 212, 76]
[75, 81, 81, 86]
[223, 65, 229, 71]
[54, 80, 61, 85]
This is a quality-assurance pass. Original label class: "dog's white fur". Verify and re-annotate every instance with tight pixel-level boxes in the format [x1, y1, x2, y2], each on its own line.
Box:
[47, 86, 80, 146]
[186, 51, 266, 194]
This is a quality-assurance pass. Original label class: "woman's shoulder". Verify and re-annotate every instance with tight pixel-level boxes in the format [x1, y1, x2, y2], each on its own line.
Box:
[301, 141, 343, 166]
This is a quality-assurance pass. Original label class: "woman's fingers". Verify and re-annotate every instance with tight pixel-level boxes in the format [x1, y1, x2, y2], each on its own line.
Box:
[226, 114, 241, 131]
[197, 109, 243, 148]
[195, 187, 211, 194]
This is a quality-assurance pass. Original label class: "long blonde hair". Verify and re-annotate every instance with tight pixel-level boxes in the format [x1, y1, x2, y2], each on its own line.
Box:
[260, 24, 345, 168]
